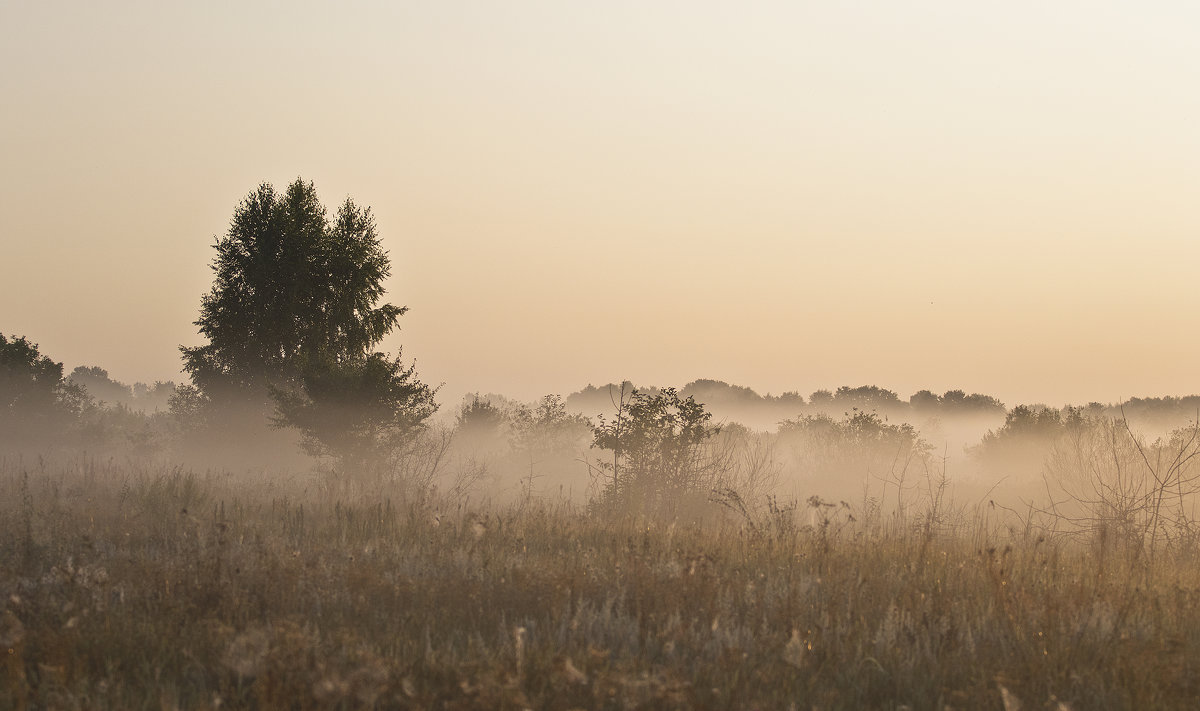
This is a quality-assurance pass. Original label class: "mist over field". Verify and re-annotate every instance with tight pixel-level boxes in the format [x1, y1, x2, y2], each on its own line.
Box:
[7, 130, 1200, 711]
[7, 1, 1200, 708]
[12, 338, 1200, 516]
[8, 329, 1200, 708]
[5, 177, 1200, 711]
[10, 297, 1200, 547]
[5, 170, 1200, 711]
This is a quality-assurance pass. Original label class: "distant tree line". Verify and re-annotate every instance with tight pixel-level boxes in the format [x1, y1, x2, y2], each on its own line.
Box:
[566, 379, 1005, 427]
[67, 366, 175, 412]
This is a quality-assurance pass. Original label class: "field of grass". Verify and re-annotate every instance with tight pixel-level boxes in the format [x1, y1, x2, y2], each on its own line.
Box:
[3, 454, 1200, 710]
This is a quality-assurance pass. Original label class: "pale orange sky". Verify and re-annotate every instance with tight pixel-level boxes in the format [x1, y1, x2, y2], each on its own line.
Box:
[2, 2, 1198, 409]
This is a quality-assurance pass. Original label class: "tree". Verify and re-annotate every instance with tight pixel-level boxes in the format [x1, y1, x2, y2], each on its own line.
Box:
[777, 410, 932, 514]
[833, 385, 902, 412]
[778, 410, 929, 468]
[510, 394, 591, 456]
[129, 381, 177, 413]
[0, 334, 87, 441]
[455, 395, 509, 447]
[271, 352, 436, 469]
[809, 389, 834, 407]
[182, 180, 403, 400]
[909, 389, 941, 413]
[70, 366, 134, 406]
[180, 179, 436, 466]
[590, 387, 722, 515]
[940, 389, 1005, 414]
[971, 404, 1087, 478]
[977, 404, 1086, 452]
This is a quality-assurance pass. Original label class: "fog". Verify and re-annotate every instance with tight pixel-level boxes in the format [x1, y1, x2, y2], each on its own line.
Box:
[9, 4, 1200, 705]
[10, 342, 1200, 535]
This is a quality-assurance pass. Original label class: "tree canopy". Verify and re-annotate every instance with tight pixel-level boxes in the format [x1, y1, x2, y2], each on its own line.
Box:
[179, 179, 436, 467]
[181, 179, 405, 401]
[0, 333, 86, 440]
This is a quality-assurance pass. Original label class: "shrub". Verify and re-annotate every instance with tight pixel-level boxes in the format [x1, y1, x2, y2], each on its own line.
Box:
[590, 387, 723, 516]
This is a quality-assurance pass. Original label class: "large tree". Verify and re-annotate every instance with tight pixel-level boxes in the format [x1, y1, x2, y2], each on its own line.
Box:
[182, 180, 403, 396]
[180, 179, 436, 464]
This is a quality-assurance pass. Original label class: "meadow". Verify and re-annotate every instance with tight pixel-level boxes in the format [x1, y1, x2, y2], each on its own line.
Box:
[4, 448, 1200, 710]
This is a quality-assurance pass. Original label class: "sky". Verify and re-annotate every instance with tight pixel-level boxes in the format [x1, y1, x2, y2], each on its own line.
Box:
[2, 1, 1199, 410]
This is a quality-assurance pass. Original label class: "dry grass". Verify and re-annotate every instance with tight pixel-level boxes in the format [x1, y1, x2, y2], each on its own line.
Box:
[2, 454, 1200, 709]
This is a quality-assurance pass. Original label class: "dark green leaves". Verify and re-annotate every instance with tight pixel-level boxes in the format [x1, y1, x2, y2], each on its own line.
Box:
[179, 179, 436, 469]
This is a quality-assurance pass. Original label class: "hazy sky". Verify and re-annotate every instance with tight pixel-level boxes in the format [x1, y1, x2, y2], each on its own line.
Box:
[3, 1, 1198, 409]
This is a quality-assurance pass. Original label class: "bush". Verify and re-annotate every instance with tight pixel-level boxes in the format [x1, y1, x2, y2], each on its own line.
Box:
[589, 387, 723, 517]
[777, 410, 932, 507]
[1042, 417, 1200, 562]
[972, 405, 1088, 480]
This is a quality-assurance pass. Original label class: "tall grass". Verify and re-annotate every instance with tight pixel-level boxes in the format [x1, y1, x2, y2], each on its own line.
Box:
[2, 454, 1199, 709]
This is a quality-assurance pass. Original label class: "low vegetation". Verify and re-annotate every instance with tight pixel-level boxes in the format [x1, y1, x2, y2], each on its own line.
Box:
[4, 454, 1200, 710]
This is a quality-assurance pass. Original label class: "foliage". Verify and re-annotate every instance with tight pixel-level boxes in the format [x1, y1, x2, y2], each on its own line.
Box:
[939, 388, 1005, 413]
[456, 396, 507, 433]
[179, 179, 435, 469]
[590, 387, 722, 516]
[564, 381, 644, 417]
[180, 179, 405, 405]
[509, 394, 591, 456]
[910, 388, 1005, 415]
[778, 410, 930, 464]
[69, 366, 133, 405]
[777, 410, 933, 510]
[1114, 395, 1200, 433]
[453, 395, 511, 453]
[833, 384, 902, 411]
[679, 378, 804, 408]
[0, 334, 86, 441]
[271, 351, 437, 474]
[167, 384, 207, 426]
[973, 405, 1087, 469]
[77, 402, 174, 457]
[130, 380, 178, 413]
[909, 388, 942, 412]
[69, 367, 177, 415]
